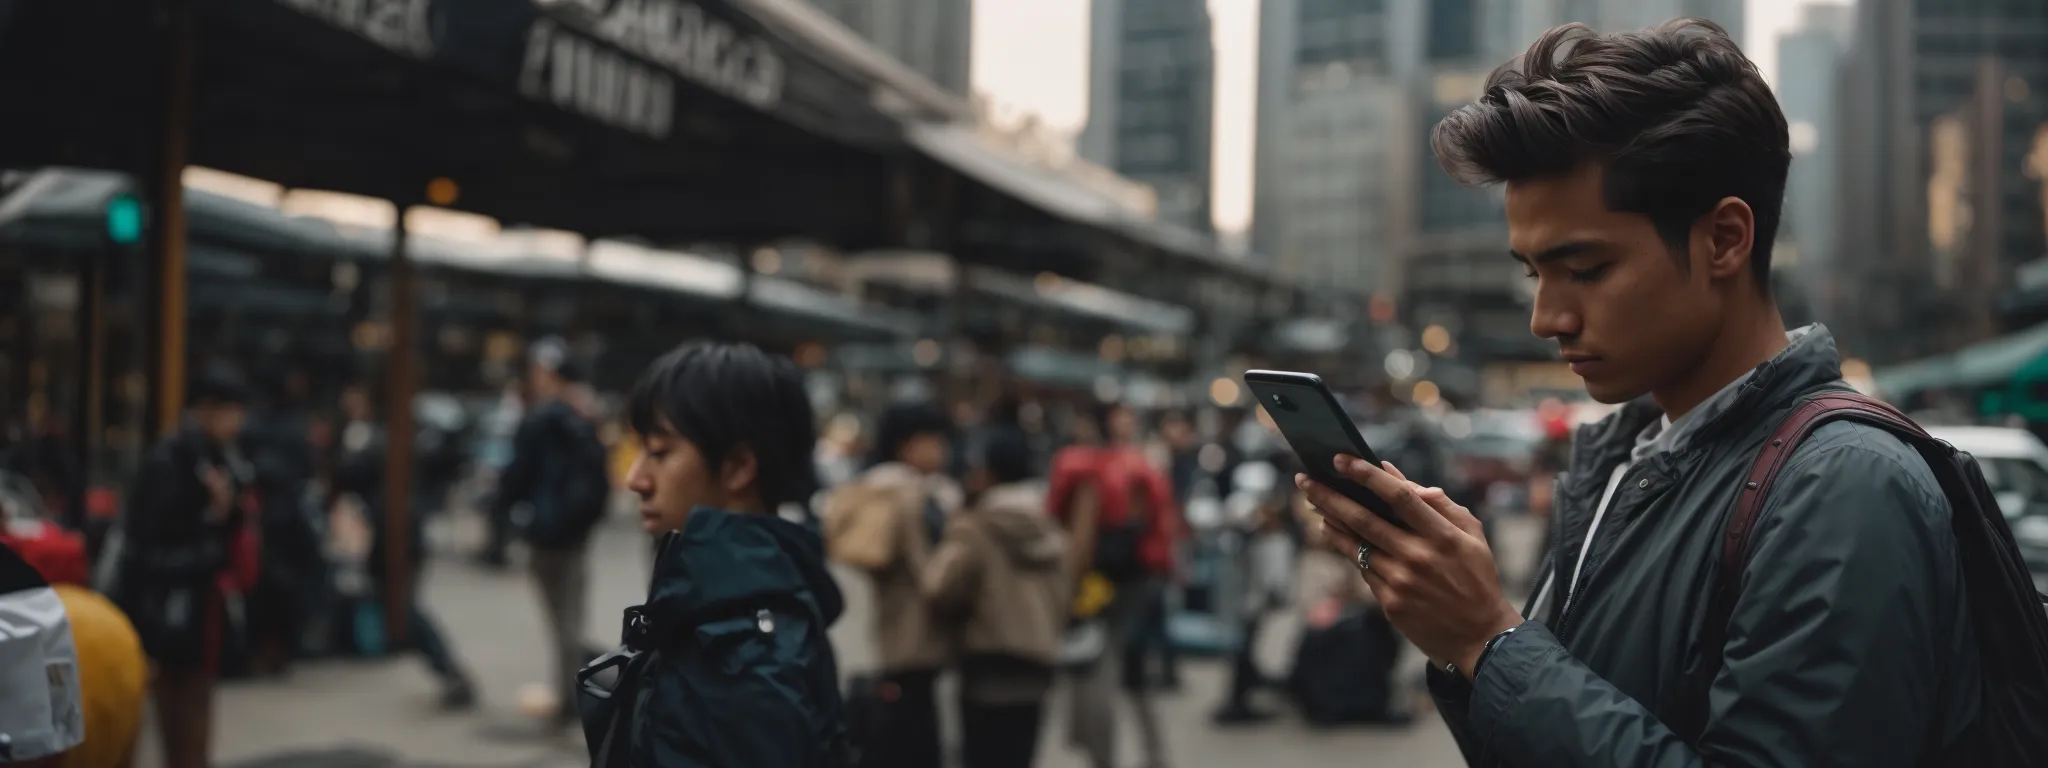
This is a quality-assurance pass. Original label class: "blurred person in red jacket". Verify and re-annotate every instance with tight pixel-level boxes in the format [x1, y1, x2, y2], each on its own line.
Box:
[1047, 400, 1178, 768]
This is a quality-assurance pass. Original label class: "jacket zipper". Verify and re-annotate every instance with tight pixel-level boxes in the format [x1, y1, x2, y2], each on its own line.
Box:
[1554, 465, 1646, 640]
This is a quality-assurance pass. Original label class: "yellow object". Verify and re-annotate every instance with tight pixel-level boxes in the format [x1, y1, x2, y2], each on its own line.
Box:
[1071, 572, 1115, 620]
[610, 434, 640, 488]
[51, 585, 147, 768]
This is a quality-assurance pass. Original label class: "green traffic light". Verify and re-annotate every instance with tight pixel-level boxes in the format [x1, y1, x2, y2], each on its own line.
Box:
[106, 194, 143, 245]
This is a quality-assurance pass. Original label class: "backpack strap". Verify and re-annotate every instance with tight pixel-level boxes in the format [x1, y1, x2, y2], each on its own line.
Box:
[1681, 393, 1925, 741]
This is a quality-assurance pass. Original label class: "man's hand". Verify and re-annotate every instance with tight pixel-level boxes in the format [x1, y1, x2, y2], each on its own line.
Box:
[1298, 455, 1522, 680]
[201, 466, 233, 522]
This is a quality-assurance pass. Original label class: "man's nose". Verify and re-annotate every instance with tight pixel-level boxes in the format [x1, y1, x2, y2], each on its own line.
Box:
[1530, 289, 1581, 340]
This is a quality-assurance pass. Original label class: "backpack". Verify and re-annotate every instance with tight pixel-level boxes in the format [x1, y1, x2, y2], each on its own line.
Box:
[1091, 494, 1150, 585]
[527, 403, 610, 548]
[1686, 393, 2048, 763]
[579, 541, 853, 768]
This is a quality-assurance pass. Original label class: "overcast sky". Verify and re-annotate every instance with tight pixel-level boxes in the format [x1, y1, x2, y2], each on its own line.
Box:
[970, 0, 1831, 234]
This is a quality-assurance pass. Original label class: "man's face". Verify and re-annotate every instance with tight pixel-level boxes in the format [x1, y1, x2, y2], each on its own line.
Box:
[898, 432, 950, 475]
[629, 422, 745, 535]
[1506, 164, 1723, 405]
[196, 402, 247, 443]
[1161, 416, 1193, 449]
[1106, 406, 1138, 444]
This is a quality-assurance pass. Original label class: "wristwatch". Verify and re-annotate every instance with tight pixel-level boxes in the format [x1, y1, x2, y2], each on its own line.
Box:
[1444, 625, 1521, 680]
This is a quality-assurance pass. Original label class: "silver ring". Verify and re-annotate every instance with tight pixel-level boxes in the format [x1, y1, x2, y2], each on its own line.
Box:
[1355, 542, 1373, 572]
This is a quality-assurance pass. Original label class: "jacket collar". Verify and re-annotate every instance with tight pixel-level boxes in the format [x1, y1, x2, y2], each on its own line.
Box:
[643, 507, 845, 641]
[1568, 324, 1844, 492]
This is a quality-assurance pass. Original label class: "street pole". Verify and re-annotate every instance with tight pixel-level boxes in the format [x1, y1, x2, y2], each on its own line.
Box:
[383, 204, 418, 646]
[145, 0, 193, 439]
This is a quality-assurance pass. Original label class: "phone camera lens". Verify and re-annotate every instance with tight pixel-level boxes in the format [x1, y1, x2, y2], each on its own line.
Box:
[1270, 393, 1296, 411]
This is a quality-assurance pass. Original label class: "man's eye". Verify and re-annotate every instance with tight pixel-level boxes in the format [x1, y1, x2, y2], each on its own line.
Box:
[1567, 264, 1610, 283]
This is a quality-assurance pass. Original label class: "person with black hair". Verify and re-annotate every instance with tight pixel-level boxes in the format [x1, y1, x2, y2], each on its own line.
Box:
[328, 385, 477, 709]
[921, 426, 1069, 768]
[488, 336, 610, 729]
[1299, 19, 1985, 767]
[1046, 400, 1177, 768]
[105, 364, 258, 768]
[241, 366, 322, 677]
[822, 399, 961, 768]
[582, 340, 849, 766]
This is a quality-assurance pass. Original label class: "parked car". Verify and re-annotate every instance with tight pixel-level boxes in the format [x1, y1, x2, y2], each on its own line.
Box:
[1926, 426, 2048, 594]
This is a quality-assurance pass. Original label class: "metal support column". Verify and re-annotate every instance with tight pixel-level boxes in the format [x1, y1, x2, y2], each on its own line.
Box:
[382, 205, 418, 645]
[145, 0, 193, 439]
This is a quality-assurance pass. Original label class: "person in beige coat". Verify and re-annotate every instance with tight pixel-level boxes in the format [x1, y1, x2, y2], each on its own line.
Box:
[924, 426, 1072, 768]
[824, 402, 960, 768]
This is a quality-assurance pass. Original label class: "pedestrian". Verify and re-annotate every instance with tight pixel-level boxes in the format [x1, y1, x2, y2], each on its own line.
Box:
[243, 366, 322, 677]
[107, 365, 259, 768]
[1048, 401, 1176, 768]
[582, 340, 849, 765]
[330, 384, 477, 709]
[1300, 19, 1991, 766]
[923, 426, 1069, 768]
[823, 400, 961, 768]
[487, 337, 610, 729]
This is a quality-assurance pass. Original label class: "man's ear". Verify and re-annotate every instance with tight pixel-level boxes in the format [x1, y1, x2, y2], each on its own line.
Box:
[721, 446, 759, 495]
[1696, 196, 1756, 283]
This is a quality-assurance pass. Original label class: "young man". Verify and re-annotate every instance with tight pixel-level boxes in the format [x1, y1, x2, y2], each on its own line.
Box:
[824, 401, 960, 768]
[114, 365, 261, 768]
[489, 337, 608, 728]
[602, 340, 847, 765]
[1047, 401, 1177, 768]
[922, 426, 1069, 768]
[1297, 19, 1980, 767]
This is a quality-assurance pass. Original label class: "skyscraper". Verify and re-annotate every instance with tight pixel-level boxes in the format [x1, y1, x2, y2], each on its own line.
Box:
[1832, 0, 2048, 363]
[1079, 0, 1216, 233]
[1777, 3, 1854, 325]
[806, 0, 973, 96]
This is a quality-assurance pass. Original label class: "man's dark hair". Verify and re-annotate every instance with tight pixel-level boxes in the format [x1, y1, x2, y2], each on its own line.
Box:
[977, 426, 1036, 486]
[868, 400, 953, 468]
[1431, 18, 1790, 291]
[626, 341, 819, 512]
[1091, 400, 1129, 442]
[189, 363, 252, 406]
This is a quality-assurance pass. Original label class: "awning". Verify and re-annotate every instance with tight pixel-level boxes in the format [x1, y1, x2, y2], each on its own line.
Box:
[2, 0, 907, 245]
[0, 168, 365, 260]
[1874, 322, 2048, 397]
[905, 122, 1143, 228]
[967, 267, 1195, 336]
[750, 276, 923, 339]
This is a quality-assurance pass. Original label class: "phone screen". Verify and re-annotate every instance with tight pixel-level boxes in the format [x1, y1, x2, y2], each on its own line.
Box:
[1243, 370, 1401, 525]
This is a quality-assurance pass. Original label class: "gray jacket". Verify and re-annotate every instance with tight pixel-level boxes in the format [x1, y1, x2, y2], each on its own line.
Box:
[1431, 325, 1981, 767]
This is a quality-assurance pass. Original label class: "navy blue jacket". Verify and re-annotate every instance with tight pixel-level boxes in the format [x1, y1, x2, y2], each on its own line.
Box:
[628, 508, 849, 767]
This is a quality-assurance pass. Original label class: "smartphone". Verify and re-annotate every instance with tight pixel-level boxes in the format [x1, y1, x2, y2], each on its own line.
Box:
[1242, 369, 1399, 525]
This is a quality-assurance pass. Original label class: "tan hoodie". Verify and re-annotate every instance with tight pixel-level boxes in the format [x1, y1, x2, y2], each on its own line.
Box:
[921, 482, 1072, 669]
[824, 462, 960, 672]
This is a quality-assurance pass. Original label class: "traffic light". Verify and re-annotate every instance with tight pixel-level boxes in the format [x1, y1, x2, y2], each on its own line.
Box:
[106, 193, 143, 245]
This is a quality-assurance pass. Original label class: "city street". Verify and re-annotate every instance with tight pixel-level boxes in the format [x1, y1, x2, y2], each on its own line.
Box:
[161, 506, 1514, 768]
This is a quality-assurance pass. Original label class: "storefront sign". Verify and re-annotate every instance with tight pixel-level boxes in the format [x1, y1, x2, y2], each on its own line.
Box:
[534, 0, 785, 111]
[519, 19, 678, 139]
[274, 0, 436, 60]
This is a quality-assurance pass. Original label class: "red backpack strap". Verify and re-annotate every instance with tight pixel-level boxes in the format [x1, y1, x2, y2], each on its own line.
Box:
[1720, 394, 1924, 581]
[1682, 392, 1925, 741]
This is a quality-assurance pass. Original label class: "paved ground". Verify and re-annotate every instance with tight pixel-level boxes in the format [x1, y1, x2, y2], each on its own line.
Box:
[153, 507, 1544, 768]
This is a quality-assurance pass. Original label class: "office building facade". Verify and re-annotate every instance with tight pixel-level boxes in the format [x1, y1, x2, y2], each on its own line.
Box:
[1080, 0, 1216, 233]
[807, 0, 974, 96]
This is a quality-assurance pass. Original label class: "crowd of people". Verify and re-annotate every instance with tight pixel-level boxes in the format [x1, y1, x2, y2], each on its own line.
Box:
[15, 17, 2040, 768]
[0, 332, 1469, 768]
